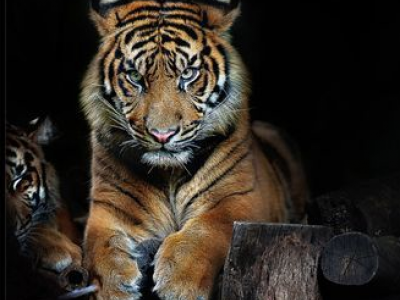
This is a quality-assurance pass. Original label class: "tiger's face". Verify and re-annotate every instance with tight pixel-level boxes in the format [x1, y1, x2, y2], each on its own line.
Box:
[5, 124, 58, 243]
[83, 0, 249, 168]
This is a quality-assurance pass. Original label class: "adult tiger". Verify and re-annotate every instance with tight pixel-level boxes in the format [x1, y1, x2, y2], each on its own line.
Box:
[5, 119, 82, 282]
[81, 0, 308, 299]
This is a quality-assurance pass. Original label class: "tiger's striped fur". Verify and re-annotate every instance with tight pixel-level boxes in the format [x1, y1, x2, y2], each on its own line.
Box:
[5, 120, 82, 281]
[81, 1, 308, 299]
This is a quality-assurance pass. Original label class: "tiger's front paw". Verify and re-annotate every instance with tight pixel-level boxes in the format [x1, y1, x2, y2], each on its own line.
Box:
[90, 270, 142, 300]
[153, 234, 213, 300]
[89, 256, 143, 300]
[38, 237, 82, 275]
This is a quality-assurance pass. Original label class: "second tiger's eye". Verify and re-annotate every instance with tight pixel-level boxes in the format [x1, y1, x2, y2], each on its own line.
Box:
[11, 174, 32, 193]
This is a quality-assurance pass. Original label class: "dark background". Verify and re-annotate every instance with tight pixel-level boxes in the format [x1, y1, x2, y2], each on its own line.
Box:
[6, 0, 400, 208]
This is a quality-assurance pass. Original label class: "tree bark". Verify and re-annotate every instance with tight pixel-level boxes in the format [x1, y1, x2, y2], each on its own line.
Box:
[221, 223, 333, 300]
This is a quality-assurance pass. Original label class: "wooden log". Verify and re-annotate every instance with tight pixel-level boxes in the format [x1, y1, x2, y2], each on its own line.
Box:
[221, 223, 333, 300]
[321, 232, 400, 291]
[58, 265, 89, 291]
[308, 174, 400, 236]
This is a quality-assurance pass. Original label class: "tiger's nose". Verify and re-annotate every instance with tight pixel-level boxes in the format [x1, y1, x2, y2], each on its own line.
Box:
[149, 127, 179, 143]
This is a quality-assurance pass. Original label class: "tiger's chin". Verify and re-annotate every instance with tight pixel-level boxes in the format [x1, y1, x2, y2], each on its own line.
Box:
[141, 150, 192, 169]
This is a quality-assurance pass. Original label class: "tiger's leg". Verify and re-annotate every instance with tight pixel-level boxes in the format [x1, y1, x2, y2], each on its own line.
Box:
[153, 198, 254, 300]
[30, 224, 82, 279]
[83, 204, 154, 300]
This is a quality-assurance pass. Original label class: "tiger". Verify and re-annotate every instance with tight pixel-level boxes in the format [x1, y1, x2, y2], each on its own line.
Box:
[80, 0, 308, 300]
[5, 118, 82, 284]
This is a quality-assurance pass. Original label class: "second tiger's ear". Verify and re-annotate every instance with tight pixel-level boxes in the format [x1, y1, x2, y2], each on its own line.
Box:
[197, 0, 241, 33]
[28, 117, 59, 145]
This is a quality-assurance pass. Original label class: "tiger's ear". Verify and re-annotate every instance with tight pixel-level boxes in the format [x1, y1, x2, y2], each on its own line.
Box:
[91, 0, 133, 16]
[198, 0, 241, 33]
[28, 117, 59, 145]
[90, 0, 134, 35]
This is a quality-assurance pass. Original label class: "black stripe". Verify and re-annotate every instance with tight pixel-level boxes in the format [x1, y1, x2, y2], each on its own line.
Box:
[196, 73, 209, 96]
[120, 15, 158, 28]
[124, 28, 137, 45]
[115, 48, 122, 59]
[15, 215, 32, 238]
[176, 47, 189, 60]
[123, 104, 135, 115]
[98, 172, 150, 215]
[6, 149, 17, 157]
[209, 56, 220, 83]
[146, 49, 159, 65]
[120, 6, 161, 24]
[5, 159, 16, 167]
[95, 158, 154, 211]
[131, 36, 157, 52]
[118, 78, 132, 97]
[188, 55, 198, 65]
[165, 23, 198, 40]
[160, 6, 200, 16]
[201, 45, 211, 57]
[132, 48, 149, 62]
[19, 139, 31, 150]
[160, 34, 190, 48]
[211, 188, 254, 209]
[183, 150, 251, 212]
[208, 44, 230, 107]
[92, 199, 141, 225]
[138, 28, 158, 39]
[16, 164, 25, 174]
[124, 24, 158, 45]
[24, 152, 34, 162]
[118, 58, 126, 73]
[100, 43, 117, 100]
[164, 15, 202, 26]
[178, 126, 201, 142]
[217, 44, 229, 79]
[108, 59, 116, 87]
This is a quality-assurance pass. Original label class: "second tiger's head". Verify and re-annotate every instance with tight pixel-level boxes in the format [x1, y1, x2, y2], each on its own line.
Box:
[82, 0, 250, 168]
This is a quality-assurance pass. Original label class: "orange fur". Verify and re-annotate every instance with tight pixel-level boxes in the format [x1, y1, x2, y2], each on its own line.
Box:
[81, 1, 308, 299]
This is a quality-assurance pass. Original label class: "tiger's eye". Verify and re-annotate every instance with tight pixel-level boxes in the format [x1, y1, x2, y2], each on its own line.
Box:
[179, 68, 200, 91]
[181, 68, 199, 82]
[11, 174, 32, 193]
[127, 70, 143, 83]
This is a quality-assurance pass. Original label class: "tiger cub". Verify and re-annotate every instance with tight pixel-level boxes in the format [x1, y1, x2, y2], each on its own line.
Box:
[5, 118, 82, 281]
[81, 0, 308, 299]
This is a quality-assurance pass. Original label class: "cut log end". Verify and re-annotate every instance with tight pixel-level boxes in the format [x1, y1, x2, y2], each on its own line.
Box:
[59, 265, 89, 291]
[321, 232, 379, 286]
